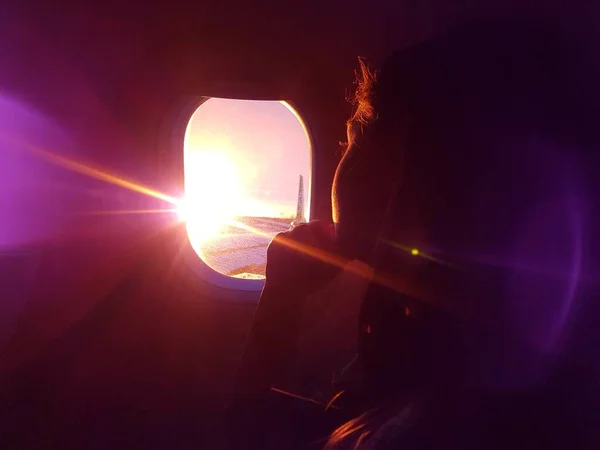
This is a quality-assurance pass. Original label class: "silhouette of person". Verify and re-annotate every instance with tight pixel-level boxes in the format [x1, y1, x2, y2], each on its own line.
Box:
[227, 19, 600, 450]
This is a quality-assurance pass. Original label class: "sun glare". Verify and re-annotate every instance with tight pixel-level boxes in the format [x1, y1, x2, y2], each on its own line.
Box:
[181, 150, 243, 243]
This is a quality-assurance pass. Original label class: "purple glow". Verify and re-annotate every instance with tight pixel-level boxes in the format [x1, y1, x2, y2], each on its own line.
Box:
[506, 141, 585, 355]
[508, 193, 583, 354]
[0, 95, 71, 249]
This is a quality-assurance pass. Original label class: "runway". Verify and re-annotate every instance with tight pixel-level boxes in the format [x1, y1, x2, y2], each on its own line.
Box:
[200, 217, 293, 278]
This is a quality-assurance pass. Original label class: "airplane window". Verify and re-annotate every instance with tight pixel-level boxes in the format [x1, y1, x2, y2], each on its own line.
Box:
[181, 99, 311, 280]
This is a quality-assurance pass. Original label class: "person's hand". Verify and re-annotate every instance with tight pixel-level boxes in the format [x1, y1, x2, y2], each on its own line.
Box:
[264, 220, 344, 297]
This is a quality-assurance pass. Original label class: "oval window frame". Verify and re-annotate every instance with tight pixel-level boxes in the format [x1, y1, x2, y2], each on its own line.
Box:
[176, 96, 315, 293]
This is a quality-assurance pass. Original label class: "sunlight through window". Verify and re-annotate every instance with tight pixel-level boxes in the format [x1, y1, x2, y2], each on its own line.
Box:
[182, 99, 311, 280]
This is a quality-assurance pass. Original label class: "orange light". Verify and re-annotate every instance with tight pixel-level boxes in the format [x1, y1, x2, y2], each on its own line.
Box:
[0, 133, 178, 204]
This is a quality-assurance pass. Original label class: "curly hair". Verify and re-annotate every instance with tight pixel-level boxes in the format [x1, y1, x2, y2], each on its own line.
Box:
[348, 58, 378, 127]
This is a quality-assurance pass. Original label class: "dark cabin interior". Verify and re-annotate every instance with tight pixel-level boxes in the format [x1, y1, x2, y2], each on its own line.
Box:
[1, 2, 599, 449]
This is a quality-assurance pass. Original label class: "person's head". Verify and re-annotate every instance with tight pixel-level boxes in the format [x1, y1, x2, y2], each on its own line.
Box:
[332, 20, 599, 358]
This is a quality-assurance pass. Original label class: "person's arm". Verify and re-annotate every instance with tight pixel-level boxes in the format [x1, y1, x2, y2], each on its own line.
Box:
[226, 284, 304, 449]
[234, 283, 303, 398]
[226, 221, 341, 449]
